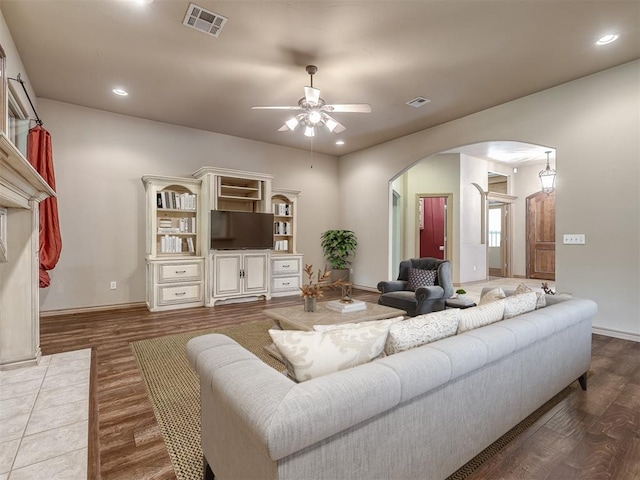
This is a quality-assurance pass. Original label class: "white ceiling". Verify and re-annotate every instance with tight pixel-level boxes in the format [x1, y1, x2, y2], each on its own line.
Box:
[2, 0, 638, 160]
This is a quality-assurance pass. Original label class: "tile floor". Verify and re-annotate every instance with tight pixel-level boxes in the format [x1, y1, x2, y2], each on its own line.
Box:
[0, 348, 90, 480]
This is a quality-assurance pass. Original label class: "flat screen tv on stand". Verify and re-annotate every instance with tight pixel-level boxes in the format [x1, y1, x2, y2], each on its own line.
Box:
[210, 210, 274, 250]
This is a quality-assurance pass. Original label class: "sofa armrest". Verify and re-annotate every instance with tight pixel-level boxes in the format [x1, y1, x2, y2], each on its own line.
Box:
[377, 280, 407, 293]
[415, 285, 445, 302]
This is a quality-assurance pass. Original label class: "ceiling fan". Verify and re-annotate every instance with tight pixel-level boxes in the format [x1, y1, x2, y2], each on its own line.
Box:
[251, 65, 372, 137]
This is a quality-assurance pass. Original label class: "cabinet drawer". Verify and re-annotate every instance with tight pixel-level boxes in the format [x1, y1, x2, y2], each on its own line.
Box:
[158, 262, 202, 283]
[272, 257, 301, 275]
[157, 283, 202, 305]
[272, 276, 300, 292]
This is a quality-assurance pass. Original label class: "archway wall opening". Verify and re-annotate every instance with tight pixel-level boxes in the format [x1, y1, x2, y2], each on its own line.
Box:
[337, 61, 639, 339]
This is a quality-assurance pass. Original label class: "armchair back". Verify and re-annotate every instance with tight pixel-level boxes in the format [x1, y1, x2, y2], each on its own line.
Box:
[398, 258, 454, 298]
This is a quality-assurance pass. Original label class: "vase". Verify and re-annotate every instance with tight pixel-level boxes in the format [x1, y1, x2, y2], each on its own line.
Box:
[304, 296, 317, 312]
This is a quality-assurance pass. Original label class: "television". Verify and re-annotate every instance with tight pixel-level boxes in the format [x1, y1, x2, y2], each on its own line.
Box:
[210, 210, 274, 250]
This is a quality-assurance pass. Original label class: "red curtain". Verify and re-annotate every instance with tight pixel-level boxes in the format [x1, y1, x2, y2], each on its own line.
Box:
[27, 126, 62, 288]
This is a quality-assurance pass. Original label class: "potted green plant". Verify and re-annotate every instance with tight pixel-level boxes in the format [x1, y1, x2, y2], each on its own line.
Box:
[320, 229, 357, 282]
[455, 288, 467, 300]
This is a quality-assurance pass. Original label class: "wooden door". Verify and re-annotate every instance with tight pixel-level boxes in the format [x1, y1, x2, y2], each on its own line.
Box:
[419, 197, 446, 259]
[526, 191, 556, 280]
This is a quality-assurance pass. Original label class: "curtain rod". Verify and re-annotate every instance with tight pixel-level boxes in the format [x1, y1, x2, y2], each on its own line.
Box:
[8, 73, 43, 126]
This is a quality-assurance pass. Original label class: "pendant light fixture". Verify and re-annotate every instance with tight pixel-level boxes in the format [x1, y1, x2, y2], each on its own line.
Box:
[539, 151, 556, 194]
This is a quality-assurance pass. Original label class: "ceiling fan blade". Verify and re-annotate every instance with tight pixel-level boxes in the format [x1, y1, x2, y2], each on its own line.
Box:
[323, 103, 372, 113]
[251, 106, 302, 110]
[322, 114, 346, 133]
[304, 86, 320, 105]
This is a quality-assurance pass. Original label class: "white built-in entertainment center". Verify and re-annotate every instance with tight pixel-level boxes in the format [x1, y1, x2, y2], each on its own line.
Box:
[142, 167, 302, 311]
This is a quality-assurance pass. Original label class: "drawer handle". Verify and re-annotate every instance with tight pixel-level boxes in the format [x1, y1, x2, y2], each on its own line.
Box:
[175, 270, 187, 274]
[282, 282, 290, 286]
[174, 291, 187, 296]
[281, 264, 290, 268]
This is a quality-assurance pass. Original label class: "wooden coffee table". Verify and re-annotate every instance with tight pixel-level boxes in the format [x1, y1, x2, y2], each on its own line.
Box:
[263, 301, 406, 361]
[265, 301, 406, 331]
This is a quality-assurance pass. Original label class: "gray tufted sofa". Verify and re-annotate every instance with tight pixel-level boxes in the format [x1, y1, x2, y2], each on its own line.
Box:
[187, 292, 596, 480]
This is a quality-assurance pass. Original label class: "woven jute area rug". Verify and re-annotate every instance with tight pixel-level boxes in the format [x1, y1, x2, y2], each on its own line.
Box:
[131, 320, 574, 480]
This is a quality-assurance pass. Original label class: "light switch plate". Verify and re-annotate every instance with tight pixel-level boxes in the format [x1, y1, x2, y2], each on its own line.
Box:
[563, 234, 585, 245]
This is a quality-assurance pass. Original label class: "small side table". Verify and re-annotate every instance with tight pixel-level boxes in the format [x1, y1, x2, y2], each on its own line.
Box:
[446, 298, 477, 309]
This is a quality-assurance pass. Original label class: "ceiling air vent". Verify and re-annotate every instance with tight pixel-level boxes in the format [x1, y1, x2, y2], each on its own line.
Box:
[183, 3, 228, 37]
[406, 96, 431, 108]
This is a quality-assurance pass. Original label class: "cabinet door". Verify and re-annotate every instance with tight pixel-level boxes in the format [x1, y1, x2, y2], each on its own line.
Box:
[214, 254, 242, 296]
[244, 253, 269, 294]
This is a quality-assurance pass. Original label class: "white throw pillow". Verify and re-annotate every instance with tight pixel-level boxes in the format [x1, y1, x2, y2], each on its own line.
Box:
[478, 287, 506, 305]
[457, 301, 506, 334]
[384, 309, 461, 355]
[503, 291, 538, 319]
[513, 283, 546, 309]
[269, 320, 394, 382]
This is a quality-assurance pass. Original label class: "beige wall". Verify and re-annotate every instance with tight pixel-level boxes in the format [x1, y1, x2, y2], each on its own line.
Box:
[341, 60, 640, 340]
[37, 99, 339, 311]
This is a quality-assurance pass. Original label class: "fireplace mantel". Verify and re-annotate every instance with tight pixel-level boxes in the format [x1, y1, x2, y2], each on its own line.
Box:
[0, 131, 55, 369]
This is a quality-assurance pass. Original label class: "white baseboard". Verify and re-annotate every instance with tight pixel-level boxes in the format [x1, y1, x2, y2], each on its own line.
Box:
[40, 302, 146, 317]
[592, 326, 640, 343]
[353, 284, 379, 293]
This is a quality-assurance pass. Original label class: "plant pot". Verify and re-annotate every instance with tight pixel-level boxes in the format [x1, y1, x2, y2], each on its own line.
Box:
[303, 296, 317, 312]
[331, 269, 350, 283]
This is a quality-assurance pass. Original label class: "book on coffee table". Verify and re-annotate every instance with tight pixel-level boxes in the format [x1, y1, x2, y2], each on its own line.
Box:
[326, 299, 366, 313]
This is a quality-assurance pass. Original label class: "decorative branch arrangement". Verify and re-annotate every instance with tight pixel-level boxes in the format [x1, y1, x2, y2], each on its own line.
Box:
[541, 282, 555, 295]
[299, 264, 344, 298]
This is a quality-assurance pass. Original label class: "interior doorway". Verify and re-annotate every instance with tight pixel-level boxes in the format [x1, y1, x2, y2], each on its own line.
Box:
[526, 191, 556, 280]
[417, 195, 448, 260]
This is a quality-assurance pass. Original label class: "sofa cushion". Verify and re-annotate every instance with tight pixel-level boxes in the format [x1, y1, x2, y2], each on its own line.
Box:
[406, 267, 437, 291]
[503, 291, 538, 319]
[514, 282, 546, 309]
[269, 320, 395, 382]
[457, 301, 505, 334]
[384, 309, 461, 355]
[478, 287, 506, 305]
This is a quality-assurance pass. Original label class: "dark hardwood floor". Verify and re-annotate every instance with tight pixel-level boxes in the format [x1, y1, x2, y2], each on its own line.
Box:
[40, 291, 640, 480]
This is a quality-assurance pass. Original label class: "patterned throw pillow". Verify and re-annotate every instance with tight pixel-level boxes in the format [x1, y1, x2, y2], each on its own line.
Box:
[503, 291, 538, 319]
[457, 300, 506, 334]
[384, 309, 461, 355]
[514, 282, 546, 309]
[269, 320, 395, 382]
[406, 268, 437, 292]
[478, 287, 506, 305]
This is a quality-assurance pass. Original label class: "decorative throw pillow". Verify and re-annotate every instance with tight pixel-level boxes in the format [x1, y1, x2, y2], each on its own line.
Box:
[457, 301, 506, 334]
[514, 282, 546, 309]
[478, 287, 506, 305]
[503, 291, 538, 319]
[384, 309, 461, 355]
[406, 268, 437, 292]
[269, 320, 394, 382]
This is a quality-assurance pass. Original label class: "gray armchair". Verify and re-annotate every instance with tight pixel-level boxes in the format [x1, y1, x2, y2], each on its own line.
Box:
[377, 258, 454, 317]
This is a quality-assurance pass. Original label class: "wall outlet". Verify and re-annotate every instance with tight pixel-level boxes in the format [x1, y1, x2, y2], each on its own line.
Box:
[110, 281, 117, 290]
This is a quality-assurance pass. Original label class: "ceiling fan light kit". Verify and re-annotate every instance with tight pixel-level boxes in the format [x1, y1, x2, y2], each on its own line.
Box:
[252, 65, 371, 138]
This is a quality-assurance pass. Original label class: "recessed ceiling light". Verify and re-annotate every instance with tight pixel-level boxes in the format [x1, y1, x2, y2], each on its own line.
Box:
[133, 0, 154, 4]
[596, 34, 619, 46]
[112, 88, 128, 96]
[335, 140, 345, 146]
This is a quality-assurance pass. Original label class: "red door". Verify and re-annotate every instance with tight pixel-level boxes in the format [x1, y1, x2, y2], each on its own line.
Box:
[419, 197, 446, 259]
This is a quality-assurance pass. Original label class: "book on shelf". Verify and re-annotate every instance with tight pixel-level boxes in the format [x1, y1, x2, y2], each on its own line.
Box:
[326, 299, 366, 313]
